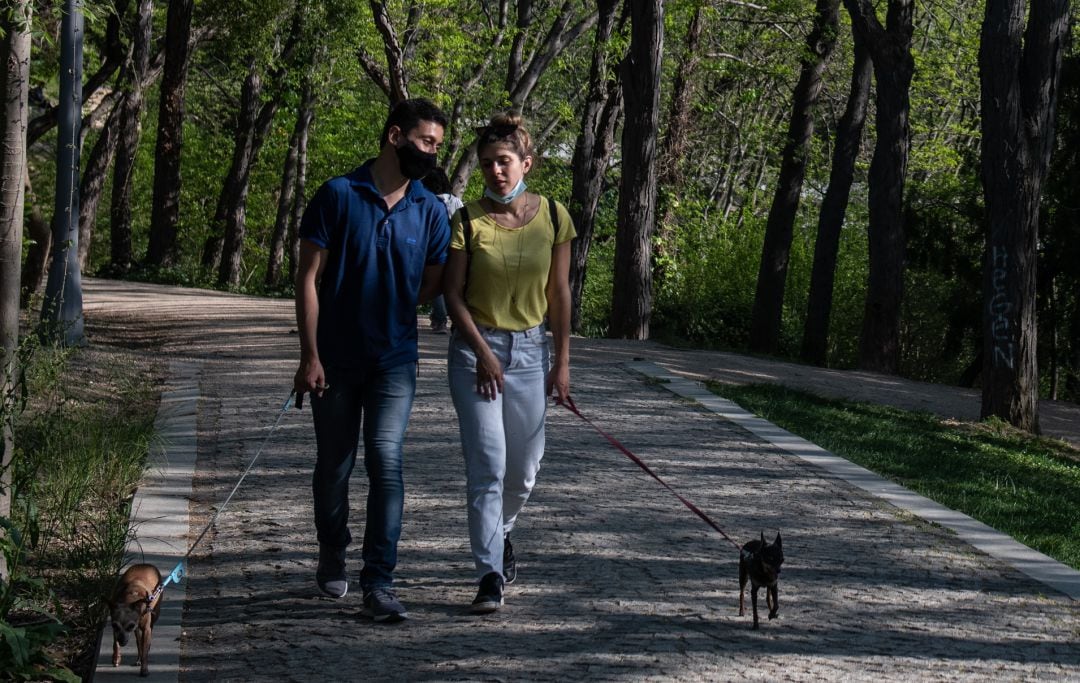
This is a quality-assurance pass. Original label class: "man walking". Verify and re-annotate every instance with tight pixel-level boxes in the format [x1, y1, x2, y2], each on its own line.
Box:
[293, 98, 450, 622]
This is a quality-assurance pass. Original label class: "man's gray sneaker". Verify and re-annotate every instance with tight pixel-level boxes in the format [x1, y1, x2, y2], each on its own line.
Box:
[362, 587, 408, 622]
[316, 544, 348, 599]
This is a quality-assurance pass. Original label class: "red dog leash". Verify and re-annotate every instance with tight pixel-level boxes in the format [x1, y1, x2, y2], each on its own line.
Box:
[556, 396, 741, 551]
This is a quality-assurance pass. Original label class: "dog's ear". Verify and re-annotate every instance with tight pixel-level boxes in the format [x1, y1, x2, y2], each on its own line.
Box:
[760, 530, 766, 545]
[774, 532, 782, 549]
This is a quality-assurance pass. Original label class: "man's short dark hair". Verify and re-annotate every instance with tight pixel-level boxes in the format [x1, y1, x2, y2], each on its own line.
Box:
[380, 98, 449, 148]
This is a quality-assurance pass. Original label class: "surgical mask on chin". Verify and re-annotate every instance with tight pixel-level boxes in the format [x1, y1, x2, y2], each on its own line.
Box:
[396, 139, 438, 180]
[484, 179, 528, 204]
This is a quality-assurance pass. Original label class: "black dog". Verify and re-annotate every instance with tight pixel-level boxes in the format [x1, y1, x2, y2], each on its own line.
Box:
[738, 531, 783, 629]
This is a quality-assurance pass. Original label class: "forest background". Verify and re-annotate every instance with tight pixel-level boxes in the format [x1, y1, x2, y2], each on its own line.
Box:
[1, 1, 1079, 676]
[5, 0, 1080, 416]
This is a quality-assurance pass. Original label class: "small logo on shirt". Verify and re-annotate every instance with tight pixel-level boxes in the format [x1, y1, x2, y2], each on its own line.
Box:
[405, 237, 417, 245]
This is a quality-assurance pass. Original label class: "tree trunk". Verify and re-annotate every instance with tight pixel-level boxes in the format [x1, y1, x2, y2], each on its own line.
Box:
[41, 0, 86, 347]
[145, 0, 194, 268]
[287, 98, 313, 286]
[749, 0, 840, 354]
[652, 1, 704, 291]
[844, 0, 914, 374]
[450, 2, 597, 192]
[20, 167, 51, 307]
[267, 83, 314, 288]
[0, 0, 31, 581]
[78, 95, 123, 271]
[609, 0, 662, 339]
[1067, 293, 1080, 398]
[25, 1, 125, 149]
[801, 25, 872, 366]
[108, 0, 153, 275]
[214, 69, 285, 287]
[367, 0, 411, 104]
[208, 9, 302, 286]
[568, 0, 623, 333]
[979, 0, 1070, 432]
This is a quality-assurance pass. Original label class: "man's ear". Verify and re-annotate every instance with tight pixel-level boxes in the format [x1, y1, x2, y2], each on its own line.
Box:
[386, 124, 403, 147]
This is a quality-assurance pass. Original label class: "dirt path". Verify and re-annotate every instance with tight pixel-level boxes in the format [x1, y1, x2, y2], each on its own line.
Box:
[84, 279, 1080, 682]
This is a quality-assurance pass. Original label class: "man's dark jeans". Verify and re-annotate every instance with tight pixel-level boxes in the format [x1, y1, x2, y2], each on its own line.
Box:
[311, 361, 416, 591]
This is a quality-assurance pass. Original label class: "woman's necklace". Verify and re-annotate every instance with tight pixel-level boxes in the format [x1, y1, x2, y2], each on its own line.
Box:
[494, 196, 531, 306]
[499, 223, 527, 306]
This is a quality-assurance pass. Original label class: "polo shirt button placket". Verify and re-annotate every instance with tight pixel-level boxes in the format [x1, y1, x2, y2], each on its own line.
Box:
[378, 218, 391, 249]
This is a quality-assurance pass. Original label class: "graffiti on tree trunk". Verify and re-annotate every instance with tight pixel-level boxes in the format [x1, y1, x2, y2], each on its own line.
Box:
[990, 246, 1015, 370]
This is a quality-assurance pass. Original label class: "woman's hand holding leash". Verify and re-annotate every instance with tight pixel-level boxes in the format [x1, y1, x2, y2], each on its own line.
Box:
[547, 359, 570, 403]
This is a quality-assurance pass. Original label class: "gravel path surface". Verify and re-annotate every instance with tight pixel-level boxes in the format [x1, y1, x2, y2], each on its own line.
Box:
[84, 279, 1079, 682]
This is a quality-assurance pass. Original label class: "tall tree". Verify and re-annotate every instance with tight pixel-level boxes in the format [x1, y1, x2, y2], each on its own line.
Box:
[287, 106, 313, 286]
[568, 0, 623, 332]
[266, 81, 315, 288]
[0, 0, 32, 581]
[652, 0, 705, 290]
[145, 0, 196, 268]
[749, 0, 840, 354]
[356, 0, 415, 105]
[25, 2, 126, 148]
[843, 0, 914, 373]
[979, 0, 1070, 431]
[206, 5, 303, 287]
[801, 24, 872, 366]
[19, 168, 51, 306]
[108, 0, 154, 275]
[448, 1, 597, 192]
[41, 0, 87, 347]
[78, 96, 123, 271]
[609, 0, 662, 339]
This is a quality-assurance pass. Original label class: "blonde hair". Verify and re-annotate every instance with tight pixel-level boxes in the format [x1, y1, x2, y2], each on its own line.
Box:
[476, 112, 534, 161]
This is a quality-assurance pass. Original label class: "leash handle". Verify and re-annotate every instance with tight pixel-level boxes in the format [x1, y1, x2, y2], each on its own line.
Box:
[556, 395, 742, 551]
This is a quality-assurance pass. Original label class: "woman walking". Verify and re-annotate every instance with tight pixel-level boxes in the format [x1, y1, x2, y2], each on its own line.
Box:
[443, 113, 575, 613]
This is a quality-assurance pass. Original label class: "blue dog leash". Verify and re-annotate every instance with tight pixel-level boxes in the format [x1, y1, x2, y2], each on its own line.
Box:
[146, 389, 297, 605]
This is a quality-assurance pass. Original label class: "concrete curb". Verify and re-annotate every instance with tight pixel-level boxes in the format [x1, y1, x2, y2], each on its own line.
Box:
[626, 360, 1080, 602]
[95, 360, 199, 682]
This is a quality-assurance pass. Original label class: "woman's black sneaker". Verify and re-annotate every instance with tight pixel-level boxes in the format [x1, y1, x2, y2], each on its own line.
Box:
[470, 572, 504, 614]
[503, 534, 516, 584]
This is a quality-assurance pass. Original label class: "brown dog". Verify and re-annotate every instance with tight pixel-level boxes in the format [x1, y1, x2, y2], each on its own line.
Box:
[109, 563, 162, 677]
[738, 531, 784, 630]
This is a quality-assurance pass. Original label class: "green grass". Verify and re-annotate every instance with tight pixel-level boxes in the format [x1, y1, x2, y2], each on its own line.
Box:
[4, 342, 162, 679]
[707, 382, 1080, 571]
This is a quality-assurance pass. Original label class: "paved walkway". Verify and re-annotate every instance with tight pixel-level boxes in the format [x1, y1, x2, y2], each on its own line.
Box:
[84, 279, 1079, 681]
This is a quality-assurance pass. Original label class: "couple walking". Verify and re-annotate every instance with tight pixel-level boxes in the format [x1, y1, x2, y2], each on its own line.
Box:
[292, 98, 575, 622]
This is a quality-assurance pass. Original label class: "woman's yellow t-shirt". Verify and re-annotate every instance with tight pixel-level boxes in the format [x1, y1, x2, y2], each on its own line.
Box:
[450, 197, 576, 331]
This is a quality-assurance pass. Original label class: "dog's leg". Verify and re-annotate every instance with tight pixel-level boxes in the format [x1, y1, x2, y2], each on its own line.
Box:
[136, 622, 150, 677]
[112, 636, 121, 667]
[750, 585, 760, 630]
[767, 583, 779, 620]
[738, 561, 747, 616]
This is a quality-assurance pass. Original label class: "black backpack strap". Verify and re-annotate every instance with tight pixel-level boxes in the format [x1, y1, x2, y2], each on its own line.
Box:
[457, 205, 473, 302]
[547, 196, 559, 246]
[456, 205, 473, 254]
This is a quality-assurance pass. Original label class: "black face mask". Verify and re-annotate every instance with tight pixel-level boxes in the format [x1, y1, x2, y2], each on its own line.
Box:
[396, 139, 438, 180]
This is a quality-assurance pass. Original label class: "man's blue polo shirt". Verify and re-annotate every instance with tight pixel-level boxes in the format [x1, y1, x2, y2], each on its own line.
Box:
[299, 160, 450, 370]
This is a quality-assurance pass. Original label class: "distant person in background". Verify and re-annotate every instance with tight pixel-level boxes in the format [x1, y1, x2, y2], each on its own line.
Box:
[442, 112, 575, 614]
[293, 98, 450, 623]
[423, 167, 464, 334]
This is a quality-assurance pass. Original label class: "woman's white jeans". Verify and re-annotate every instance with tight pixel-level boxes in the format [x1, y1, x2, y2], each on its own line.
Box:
[448, 324, 549, 580]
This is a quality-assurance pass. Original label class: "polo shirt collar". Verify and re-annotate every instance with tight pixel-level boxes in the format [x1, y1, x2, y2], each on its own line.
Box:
[346, 160, 429, 205]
